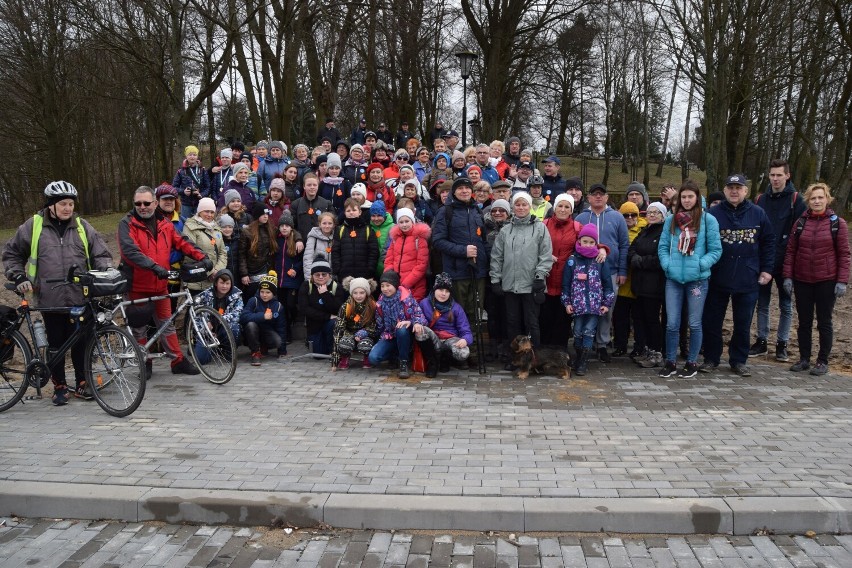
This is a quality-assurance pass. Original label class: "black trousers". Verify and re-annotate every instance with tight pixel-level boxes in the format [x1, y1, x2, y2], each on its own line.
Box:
[504, 292, 541, 347]
[634, 296, 664, 352]
[793, 280, 836, 363]
[44, 311, 86, 387]
[539, 294, 572, 348]
[613, 295, 638, 352]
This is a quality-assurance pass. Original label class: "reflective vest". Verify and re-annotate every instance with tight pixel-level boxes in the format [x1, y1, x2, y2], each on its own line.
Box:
[26, 214, 91, 281]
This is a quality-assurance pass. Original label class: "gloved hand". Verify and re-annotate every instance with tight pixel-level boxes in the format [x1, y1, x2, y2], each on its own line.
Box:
[12, 273, 32, 293]
[153, 265, 170, 280]
[533, 290, 546, 305]
[491, 282, 504, 297]
[783, 278, 793, 296]
[630, 255, 643, 269]
[532, 278, 546, 294]
[836, 283, 847, 298]
[201, 257, 214, 271]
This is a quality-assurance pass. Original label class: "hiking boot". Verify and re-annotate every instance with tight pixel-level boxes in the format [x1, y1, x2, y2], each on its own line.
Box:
[144, 360, 153, 380]
[639, 351, 663, 369]
[731, 363, 751, 377]
[398, 360, 411, 379]
[172, 357, 200, 375]
[775, 341, 789, 362]
[748, 338, 767, 357]
[597, 347, 611, 363]
[789, 359, 810, 372]
[74, 381, 93, 400]
[52, 385, 69, 406]
[698, 360, 720, 373]
[250, 351, 262, 366]
[574, 349, 588, 376]
[810, 361, 829, 376]
[338, 355, 350, 370]
[677, 362, 699, 379]
[658, 361, 677, 377]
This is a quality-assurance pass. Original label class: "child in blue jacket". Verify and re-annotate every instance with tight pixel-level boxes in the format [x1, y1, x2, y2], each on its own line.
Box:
[274, 212, 304, 343]
[240, 271, 287, 365]
[562, 224, 615, 375]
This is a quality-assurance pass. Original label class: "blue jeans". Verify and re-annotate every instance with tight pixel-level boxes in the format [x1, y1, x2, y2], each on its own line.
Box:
[757, 279, 792, 342]
[308, 319, 335, 355]
[702, 286, 759, 367]
[573, 314, 599, 349]
[368, 328, 413, 365]
[664, 279, 708, 363]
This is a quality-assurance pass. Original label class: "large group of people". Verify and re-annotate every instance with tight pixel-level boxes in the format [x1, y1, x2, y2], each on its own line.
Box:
[3, 123, 850, 403]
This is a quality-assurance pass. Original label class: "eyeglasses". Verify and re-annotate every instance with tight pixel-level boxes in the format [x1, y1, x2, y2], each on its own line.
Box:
[134, 201, 153, 207]
[647, 210, 662, 216]
[396, 156, 407, 161]
[623, 213, 638, 218]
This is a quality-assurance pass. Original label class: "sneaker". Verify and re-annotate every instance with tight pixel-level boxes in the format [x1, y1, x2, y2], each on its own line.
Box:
[810, 361, 829, 376]
[775, 341, 789, 362]
[748, 338, 768, 357]
[250, 351, 262, 366]
[144, 360, 153, 380]
[731, 363, 751, 377]
[677, 362, 699, 378]
[172, 357, 200, 375]
[597, 347, 611, 363]
[52, 385, 69, 406]
[789, 359, 810, 372]
[698, 360, 720, 373]
[639, 351, 663, 369]
[658, 361, 677, 377]
[74, 381, 94, 400]
[338, 355, 350, 370]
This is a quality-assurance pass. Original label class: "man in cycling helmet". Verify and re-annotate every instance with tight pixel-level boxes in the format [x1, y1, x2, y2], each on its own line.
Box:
[2, 181, 113, 405]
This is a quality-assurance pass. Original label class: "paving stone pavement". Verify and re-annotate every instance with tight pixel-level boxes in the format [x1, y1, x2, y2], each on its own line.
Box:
[1, 345, 851, 500]
[4, 517, 852, 567]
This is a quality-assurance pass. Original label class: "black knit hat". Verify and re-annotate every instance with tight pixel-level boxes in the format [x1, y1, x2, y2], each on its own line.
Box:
[380, 270, 401, 288]
[251, 202, 271, 219]
[433, 272, 453, 292]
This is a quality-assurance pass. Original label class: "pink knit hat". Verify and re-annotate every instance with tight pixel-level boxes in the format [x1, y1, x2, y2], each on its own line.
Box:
[577, 224, 598, 243]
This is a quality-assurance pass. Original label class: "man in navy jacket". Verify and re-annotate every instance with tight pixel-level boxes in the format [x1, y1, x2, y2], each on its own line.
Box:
[701, 174, 775, 376]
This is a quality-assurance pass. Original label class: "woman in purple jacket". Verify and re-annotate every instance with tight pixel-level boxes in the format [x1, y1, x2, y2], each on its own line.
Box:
[418, 272, 473, 377]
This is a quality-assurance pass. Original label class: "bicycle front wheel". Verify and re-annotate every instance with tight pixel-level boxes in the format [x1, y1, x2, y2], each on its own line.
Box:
[0, 330, 32, 412]
[85, 325, 146, 417]
[187, 306, 237, 385]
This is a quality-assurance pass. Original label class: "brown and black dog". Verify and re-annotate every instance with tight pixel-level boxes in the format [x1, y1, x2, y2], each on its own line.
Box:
[509, 335, 572, 380]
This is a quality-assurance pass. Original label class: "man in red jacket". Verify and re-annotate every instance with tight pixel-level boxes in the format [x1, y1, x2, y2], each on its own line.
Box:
[118, 186, 212, 377]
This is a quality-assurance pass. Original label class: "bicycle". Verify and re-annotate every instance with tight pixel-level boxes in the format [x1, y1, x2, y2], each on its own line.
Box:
[111, 262, 237, 385]
[0, 268, 146, 417]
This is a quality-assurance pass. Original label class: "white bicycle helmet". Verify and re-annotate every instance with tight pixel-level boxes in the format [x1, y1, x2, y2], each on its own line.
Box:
[44, 181, 78, 200]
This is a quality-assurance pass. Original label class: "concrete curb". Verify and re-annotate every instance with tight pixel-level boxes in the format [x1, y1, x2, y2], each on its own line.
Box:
[0, 481, 848, 534]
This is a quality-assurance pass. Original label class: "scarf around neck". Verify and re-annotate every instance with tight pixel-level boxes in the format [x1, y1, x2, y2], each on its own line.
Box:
[676, 211, 697, 255]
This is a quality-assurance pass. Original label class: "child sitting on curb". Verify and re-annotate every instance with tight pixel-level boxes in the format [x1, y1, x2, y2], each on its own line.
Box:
[331, 277, 379, 371]
[240, 271, 287, 365]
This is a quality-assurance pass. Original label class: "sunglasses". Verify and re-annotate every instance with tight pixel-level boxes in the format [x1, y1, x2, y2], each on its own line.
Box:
[134, 201, 154, 207]
[623, 213, 638, 218]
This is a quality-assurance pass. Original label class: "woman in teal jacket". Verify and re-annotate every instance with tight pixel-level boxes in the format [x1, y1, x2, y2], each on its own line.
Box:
[657, 180, 722, 378]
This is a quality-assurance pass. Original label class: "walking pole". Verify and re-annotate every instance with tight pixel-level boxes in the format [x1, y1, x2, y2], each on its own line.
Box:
[468, 259, 486, 374]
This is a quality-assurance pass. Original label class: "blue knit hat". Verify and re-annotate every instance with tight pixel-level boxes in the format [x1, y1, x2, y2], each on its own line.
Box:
[370, 201, 386, 216]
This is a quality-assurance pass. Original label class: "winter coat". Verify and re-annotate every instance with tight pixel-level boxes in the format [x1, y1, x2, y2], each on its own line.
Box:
[318, 178, 352, 217]
[2, 211, 112, 308]
[414, 161, 431, 182]
[783, 208, 850, 284]
[283, 180, 302, 203]
[754, 181, 806, 275]
[484, 210, 510, 254]
[489, 214, 553, 293]
[628, 222, 666, 299]
[365, 181, 396, 212]
[256, 157, 288, 196]
[181, 216, 227, 291]
[375, 286, 427, 340]
[575, 206, 630, 277]
[303, 227, 334, 281]
[658, 212, 722, 285]
[561, 253, 615, 316]
[419, 296, 474, 345]
[543, 216, 583, 296]
[209, 167, 233, 203]
[432, 197, 488, 280]
[530, 199, 552, 221]
[216, 178, 257, 211]
[222, 235, 240, 282]
[706, 200, 775, 293]
[172, 160, 209, 210]
[298, 278, 346, 334]
[290, 194, 333, 242]
[343, 160, 368, 186]
[317, 126, 342, 145]
[617, 222, 643, 298]
[370, 213, 395, 277]
[350, 127, 367, 145]
[493, 159, 510, 180]
[331, 216, 379, 280]
[395, 130, 415, 149]
[263, 196, 290, 228]
[165, 210, 186, 267]
[196, 286, 243, 339]
[118, 210, 205, 295]
[274, 237, 304, 289]
[240, 293, 286, 352]
[542, 174, 567, 202]
[384, 222, 432, 300]
[238, 223, 275, 278]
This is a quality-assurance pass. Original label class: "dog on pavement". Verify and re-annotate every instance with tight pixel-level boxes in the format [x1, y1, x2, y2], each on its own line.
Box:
[509, 335, 572, 380]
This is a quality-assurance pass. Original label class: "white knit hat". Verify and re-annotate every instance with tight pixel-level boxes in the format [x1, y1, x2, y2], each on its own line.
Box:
[511, 191, 532, 206]
[396, 208, 415, 223]
[554, 193, 575, 210]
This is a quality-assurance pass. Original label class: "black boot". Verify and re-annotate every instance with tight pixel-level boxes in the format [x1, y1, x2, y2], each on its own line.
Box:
[575, 349, 589, 376]
[439, 351, 451, 373]
[398, 360, 411, 379]
[419, 340, 439, 378]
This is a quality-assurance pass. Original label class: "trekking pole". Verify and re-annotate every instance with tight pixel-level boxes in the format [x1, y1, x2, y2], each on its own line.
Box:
[468, 259, 486, 375]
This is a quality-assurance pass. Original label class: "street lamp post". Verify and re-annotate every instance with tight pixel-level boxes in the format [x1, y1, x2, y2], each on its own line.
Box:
[455, 50, 477, 149]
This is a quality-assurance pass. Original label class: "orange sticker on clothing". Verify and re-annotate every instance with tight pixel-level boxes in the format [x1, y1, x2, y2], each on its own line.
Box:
[210, 238, 216, 245]
[349, 230, 357, 237]
[326, 246, 332, 253]
[354, 314, 361, 322]
[218, 308, 224, 315]
[336, 189, 343, 196]
[545, 195, 551, 202]
[308, 208, 314, 215]
[375, 230, 381, 237]
[476, 227, 482, 236]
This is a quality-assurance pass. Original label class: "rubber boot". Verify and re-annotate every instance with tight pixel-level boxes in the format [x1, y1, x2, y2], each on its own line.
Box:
[575, 349, 589, 376]
[338, 355, 350, 370]
[419, 340, 439, 378]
